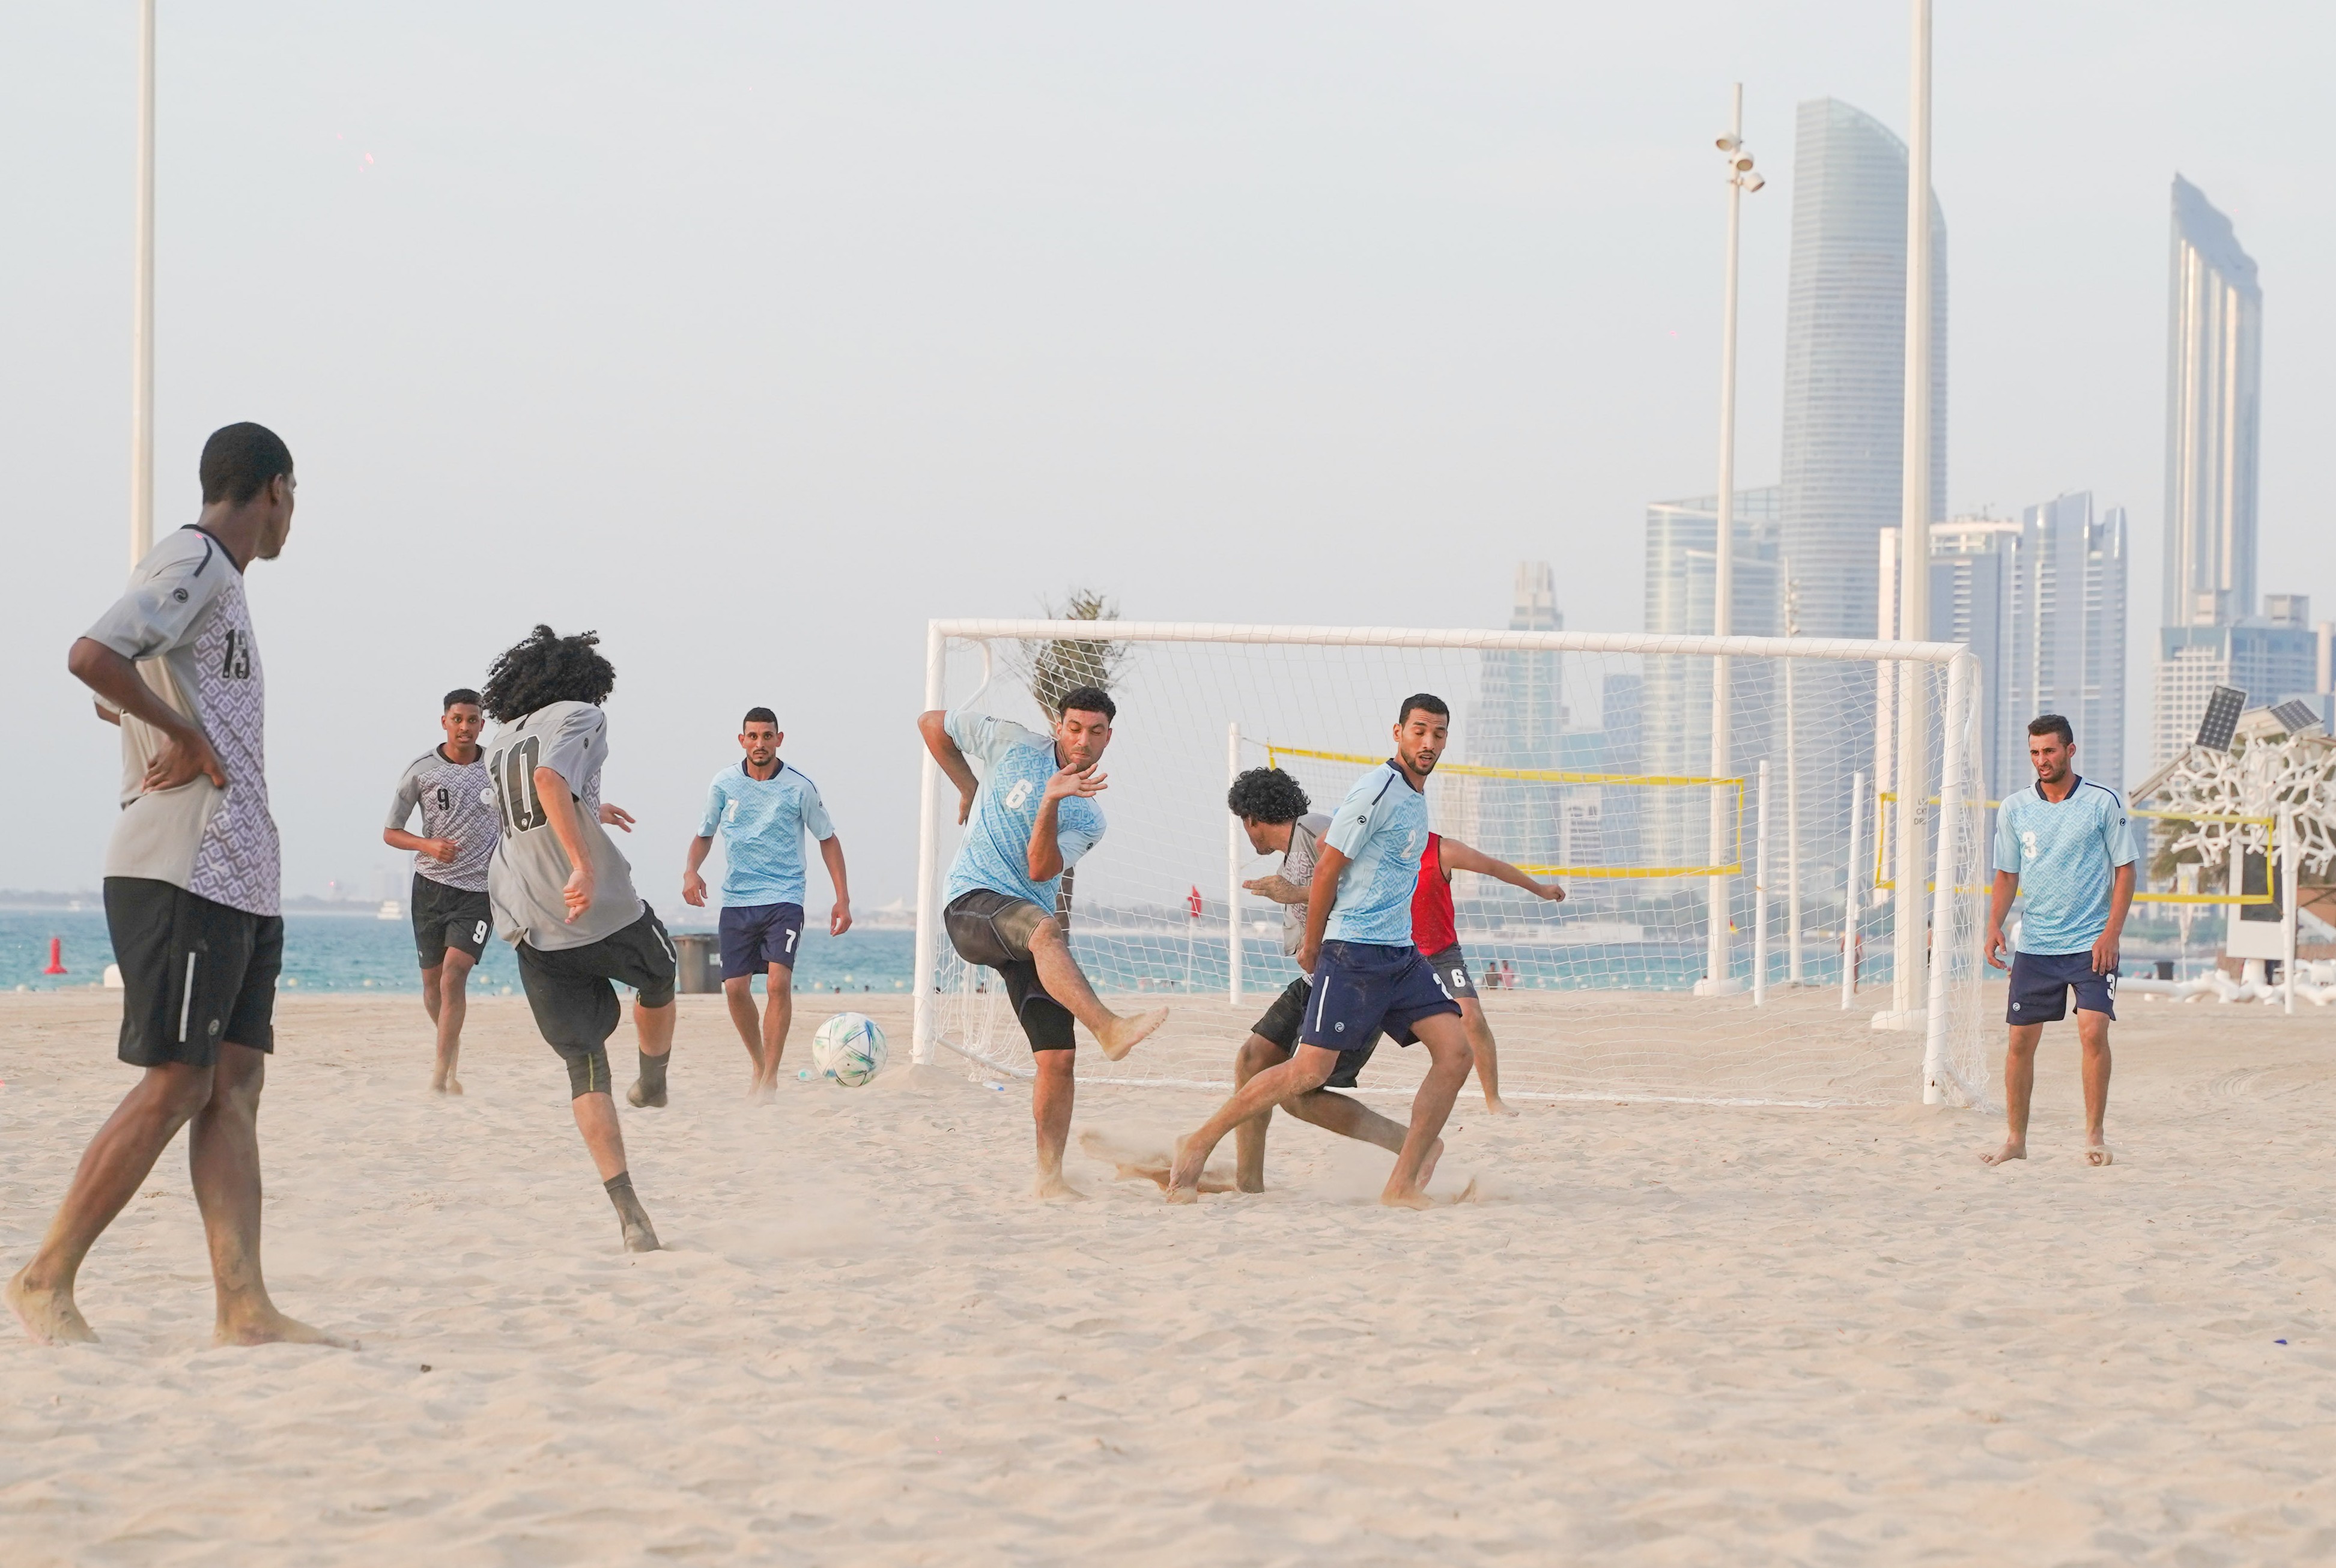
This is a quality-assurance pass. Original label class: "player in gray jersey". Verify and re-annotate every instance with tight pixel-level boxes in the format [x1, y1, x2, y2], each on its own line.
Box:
[384, 688, 499, 1094]
[481, 626, 670, 1252]
[11, 423, 347, 1349]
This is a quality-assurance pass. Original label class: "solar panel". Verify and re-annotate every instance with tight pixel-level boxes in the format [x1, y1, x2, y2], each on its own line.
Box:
[2270, 697, 2326, 738]
[2195, 685, 2247, 751]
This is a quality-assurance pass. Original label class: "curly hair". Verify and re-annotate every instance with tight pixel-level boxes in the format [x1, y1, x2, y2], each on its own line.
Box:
[481, 626, 616, 722]
[1226, 766, 1310, 824]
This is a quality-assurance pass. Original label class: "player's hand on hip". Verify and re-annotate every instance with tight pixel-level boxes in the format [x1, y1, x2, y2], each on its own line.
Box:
[144, 725, 228, 793]
[830, 901, 852, 937]
[1986, 926, 2010, 970]
[563, 866, 595, 921]
[956, 786, 976, 825]
[2091, 932, 2119, 975]
[424, 838, 458, 864]
[1044, 763, 1106, 802]
[598, 803, 635, 832]
[681, 870, 707, 907]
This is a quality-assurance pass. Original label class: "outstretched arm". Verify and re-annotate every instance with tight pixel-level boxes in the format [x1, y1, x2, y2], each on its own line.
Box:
[820, 834, 852, 936]
[918, 711, 980, 824]
[1242, 873, 1311, 906]
[1437, 835, 1564, 901]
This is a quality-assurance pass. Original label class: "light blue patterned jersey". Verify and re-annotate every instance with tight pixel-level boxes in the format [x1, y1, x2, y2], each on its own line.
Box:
[1993, 776, 2137, 954]
[1322, 761, 1428, 945]
[941, 713, 1105, 912]
[697, 761, 834, 907]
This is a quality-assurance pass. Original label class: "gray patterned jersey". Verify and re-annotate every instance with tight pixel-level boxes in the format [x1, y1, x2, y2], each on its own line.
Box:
[386, 746, 499, 892]
[84, 527, 280, 917]
[484, 701, 645, 951]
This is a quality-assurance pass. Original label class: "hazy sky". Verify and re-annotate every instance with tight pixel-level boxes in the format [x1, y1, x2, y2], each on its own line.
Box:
[3, 1, 2329, 907]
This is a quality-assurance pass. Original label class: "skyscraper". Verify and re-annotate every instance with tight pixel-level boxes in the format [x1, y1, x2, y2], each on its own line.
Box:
[2162, 176, 2262, 631]
[1780, 98, 1949, 644]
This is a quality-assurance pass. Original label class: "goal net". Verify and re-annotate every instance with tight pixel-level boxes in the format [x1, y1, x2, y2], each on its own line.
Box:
[912, 621, 1991, 1109]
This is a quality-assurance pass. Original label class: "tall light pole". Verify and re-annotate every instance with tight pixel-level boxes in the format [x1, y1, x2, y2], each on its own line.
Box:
[1886, 0, 1935, 1026]
[130, 0, 157, 565]
[1697, 84, 1765, 998]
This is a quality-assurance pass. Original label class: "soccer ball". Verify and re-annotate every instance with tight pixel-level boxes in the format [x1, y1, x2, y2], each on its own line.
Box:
[811, 1013, 888, 1087]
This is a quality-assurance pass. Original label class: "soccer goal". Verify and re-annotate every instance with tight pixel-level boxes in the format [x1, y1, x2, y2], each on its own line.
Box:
[911, 620, 1991, 1109]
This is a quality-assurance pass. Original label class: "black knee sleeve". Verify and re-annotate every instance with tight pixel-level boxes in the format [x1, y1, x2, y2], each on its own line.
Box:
[565, 1046, 614, 1098]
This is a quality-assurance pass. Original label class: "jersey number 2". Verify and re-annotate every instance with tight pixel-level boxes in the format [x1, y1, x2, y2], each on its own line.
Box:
[492, 737, 548, 833]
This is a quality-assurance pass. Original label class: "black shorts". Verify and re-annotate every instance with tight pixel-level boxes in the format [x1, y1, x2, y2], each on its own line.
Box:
[413, 873, 492, 968]
[516, 906, 680, 1083]
[945, 889, 1075, 1052]
[1251, 975, 1377, 1089]
[719, 901, 805, 979]
[2007, 949, 2117, 1024]
[105, 877, 283, 1068]
[1420, 944, 1478, 1000]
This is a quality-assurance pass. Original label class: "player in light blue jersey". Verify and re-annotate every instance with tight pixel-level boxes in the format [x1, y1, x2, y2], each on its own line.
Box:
[919, 683, 1166, 1198]
[682, 706, 851, 1098]
[1982, 713, 2137, 1169]
[1166, 694, 1473, 1208]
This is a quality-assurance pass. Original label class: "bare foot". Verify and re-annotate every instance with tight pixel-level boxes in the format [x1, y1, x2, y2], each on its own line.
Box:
[214, 1306, 357, 1349]
[1034, 1170, 1088, 1202]
[749, 1077, 775, 1104]
[1417, 1137, 1446, 1190]
[1380, 1185, 1436, 1210]
[626, 1077, 667, 1109]
[1094, 1007, 1169, 1063]
[1979, 1140, 2027, 1166]
[431, 1074, 463, 1097]
[1163, 1132, 1210, 1204]
[7, 1269, 98, 1346]
[1484, 1096, 1519, 1118]
[2086, 1142, 2114, 1167]
[1074, 1132, 1239, 1194]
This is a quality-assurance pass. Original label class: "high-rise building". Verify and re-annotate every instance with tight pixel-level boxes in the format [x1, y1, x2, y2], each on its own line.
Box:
[1887, 495, 2128, 802]
[1642, 487, 1782, 867]
[1476, 563, 1565, 770]
[1780, 98, 1949, 645]
[2162, 176, 2262, 631]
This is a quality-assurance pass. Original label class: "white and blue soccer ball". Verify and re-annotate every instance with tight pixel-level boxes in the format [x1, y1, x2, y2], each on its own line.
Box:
[811, 1012, 888, 1087]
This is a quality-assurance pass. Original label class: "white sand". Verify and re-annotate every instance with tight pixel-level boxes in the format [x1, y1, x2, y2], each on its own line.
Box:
[5, 989, 2336, 1565]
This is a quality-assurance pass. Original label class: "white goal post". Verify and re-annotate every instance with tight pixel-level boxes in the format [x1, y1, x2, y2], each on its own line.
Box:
[911, 619, 1986, 1109]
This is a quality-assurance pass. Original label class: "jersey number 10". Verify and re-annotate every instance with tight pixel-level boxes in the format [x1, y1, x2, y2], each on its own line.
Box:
[491, 737, 548, 833]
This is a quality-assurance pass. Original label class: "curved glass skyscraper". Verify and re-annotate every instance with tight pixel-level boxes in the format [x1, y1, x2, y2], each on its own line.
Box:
[2162, 175, 2262, 631]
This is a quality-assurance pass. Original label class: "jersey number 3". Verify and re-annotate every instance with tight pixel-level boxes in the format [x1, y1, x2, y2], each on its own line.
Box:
[492, 737, 548, 833]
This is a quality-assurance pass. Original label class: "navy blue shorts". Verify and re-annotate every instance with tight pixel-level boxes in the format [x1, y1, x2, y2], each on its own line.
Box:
[1298, 940, 1461, 1052]
[2007, 949, 2116, 1024]
[719, 901, 805, 980]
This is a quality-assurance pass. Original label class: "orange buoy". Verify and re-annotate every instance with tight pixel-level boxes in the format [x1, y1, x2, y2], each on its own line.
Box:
[42, 937, 67, 976]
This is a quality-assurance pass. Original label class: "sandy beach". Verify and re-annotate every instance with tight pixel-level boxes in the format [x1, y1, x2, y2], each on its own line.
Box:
[5, 988, 2335, 1565]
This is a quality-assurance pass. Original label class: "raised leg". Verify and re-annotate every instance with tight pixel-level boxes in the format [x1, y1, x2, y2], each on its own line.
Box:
[1981, 1023, 2043, 1166]
[8, 1061, 214, 1344]
[1032, 1049, 1082, 1200]
[723, 976, 763, 1092]
[431, 949, 473, 1094]
[1383, 1014, 1471, 1208]
[190, 1041, 348, 1346]
[2077, 1009, 2113, 1164]
[1028, 921, 1165, 1061]
[1458, 996, 1515, 1115]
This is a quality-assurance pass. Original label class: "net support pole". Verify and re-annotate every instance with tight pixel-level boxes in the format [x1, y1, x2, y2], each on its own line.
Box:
[909, 622, 947, 1066]
[1890, 0, 1937, 1029]
[2282, 806, 2298, 1016]
[1227, 722, 1243, 1006]
[1753, 759, 1771, 1006]
[1785, 659, 1804, 984]
[130, 0, 156, 565]
[1842, 770, 1865, 1008]
[1921, 651, 1971, 1103]
[1696, 82, 1746, 1002]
